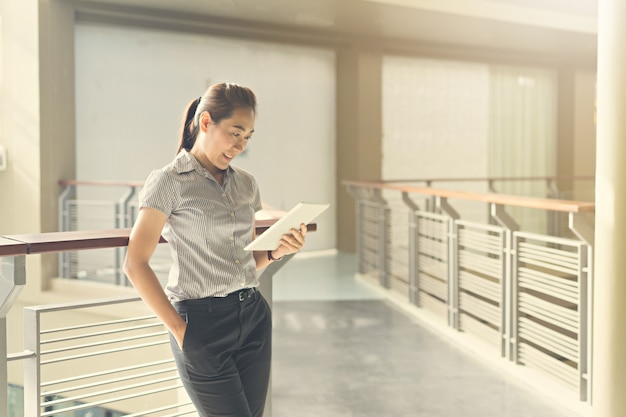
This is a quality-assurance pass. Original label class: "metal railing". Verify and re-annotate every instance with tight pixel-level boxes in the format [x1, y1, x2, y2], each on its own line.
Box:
[344, 180, 594, 403]
[1, 230, 190, 417]
[17, 297, 192, 417]
[56, 180, 293, 288]
[57, 177, 594, 288]
[58, 180, 145, 286]
[2, 220, 305, 416]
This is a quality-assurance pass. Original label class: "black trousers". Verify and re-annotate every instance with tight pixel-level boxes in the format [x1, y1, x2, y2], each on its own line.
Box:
[170, 288, 272, 417]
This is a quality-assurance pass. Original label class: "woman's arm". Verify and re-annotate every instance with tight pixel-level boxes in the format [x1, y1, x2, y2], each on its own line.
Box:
[123, 207, 187, 348]
[253, 223, 308, 270]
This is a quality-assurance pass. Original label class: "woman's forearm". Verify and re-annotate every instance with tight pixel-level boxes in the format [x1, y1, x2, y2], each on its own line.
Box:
[125, 261, 186, 346]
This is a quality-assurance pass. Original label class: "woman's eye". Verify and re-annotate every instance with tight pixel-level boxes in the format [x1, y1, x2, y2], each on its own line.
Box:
[245, 136, 252, 140]
[232, 132, 241, 137]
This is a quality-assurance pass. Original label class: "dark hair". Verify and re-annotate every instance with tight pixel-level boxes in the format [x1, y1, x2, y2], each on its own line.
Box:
[177, 82, 257, 154]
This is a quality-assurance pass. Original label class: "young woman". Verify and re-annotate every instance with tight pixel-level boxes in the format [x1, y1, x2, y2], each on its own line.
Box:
[123, 82, 307, 417]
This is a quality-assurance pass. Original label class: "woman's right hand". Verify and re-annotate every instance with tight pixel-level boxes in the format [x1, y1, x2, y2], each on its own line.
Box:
[175, 322, 187, 349]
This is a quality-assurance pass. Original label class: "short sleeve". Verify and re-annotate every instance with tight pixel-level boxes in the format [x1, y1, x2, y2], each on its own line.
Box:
[138, 169, 178, 217]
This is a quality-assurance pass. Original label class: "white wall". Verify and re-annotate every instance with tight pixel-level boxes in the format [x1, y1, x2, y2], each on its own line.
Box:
[75, 23, 336, 250]
[381, 56, 559, 231]
[382, 56, 490, 221]
[382, 56, 490, 181]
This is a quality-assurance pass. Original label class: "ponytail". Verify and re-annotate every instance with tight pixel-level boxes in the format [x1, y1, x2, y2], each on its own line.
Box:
[177, 97, 202, 154]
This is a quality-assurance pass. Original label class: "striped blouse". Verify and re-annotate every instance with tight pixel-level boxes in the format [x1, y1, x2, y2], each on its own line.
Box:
[138, 149, 263, 301]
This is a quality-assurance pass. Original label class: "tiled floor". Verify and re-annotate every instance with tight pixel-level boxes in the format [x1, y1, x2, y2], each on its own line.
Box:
[270, 252, 579, 417]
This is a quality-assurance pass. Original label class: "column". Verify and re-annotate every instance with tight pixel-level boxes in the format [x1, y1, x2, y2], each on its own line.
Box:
[0, 0, 75, 288]
[592, 0, 626, 415]
[336, 47, 383, 252]
[38, 0, 77, 284]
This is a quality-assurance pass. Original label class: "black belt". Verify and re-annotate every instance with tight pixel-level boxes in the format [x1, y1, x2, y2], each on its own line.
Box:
[174, 287, 258, 310]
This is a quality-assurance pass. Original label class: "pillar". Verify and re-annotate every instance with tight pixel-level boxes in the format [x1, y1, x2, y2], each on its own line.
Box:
[592, 0, 626, 414]
[336, 47, 383, 252]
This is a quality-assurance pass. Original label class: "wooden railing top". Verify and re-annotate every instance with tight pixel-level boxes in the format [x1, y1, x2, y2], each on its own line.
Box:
[59, 176, 596, 189]
[59, 179, 146, 187]
[382, 175, 595, 184]
[0, 220, 317, 258]
[343, 180, 596, 213]
[0, 237, 28, 257]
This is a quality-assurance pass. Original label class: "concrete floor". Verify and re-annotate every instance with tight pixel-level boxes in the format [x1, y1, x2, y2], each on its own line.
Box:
[270, 252, 577, 417]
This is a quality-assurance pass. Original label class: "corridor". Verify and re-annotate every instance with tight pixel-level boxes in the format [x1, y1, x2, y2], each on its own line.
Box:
[271, 253, 576, 417]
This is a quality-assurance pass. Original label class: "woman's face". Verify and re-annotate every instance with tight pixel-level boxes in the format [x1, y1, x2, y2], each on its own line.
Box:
[192, 107, 255, 174]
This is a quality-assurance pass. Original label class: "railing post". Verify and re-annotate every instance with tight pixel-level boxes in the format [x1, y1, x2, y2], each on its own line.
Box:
[58, 184, 75, 278]
[23, 307, 41, 417]
[0, 316, 6, 417]
[578, 243, 592, 402]
[257, 252, 295, 417]
[546, 178, 562, 237]
[568, 212, 594, 246]
[402, 192, 420, 305]
[435, 197, 459, 328]
[1, 255, 26, 417]
[118, 186, 138, 286]
[345, 185, 366, 274]
[372, 188, 389, 288]
[490, 204, 519, 361]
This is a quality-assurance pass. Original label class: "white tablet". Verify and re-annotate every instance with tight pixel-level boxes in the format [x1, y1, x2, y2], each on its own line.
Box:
[244, 202, 330, 251]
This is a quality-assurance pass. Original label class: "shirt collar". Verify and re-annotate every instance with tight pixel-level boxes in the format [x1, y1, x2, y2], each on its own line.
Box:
[174, 149, 233, 180]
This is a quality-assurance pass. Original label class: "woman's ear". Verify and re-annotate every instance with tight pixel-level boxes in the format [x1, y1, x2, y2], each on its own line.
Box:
[199, 111, 213, 132]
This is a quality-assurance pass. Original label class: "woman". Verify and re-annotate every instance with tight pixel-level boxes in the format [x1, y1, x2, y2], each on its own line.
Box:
[123, 82, 307, 417]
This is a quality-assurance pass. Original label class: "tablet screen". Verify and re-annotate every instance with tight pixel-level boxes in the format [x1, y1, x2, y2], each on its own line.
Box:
[244, 202, 330, 251]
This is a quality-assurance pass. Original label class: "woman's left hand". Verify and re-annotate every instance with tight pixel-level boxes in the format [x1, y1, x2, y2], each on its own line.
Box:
[273, 223, 307, 258]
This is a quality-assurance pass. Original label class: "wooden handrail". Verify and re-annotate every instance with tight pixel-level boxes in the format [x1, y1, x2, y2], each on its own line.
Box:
[59, 179, 146, 187]
[380, 175, 595, 184]
[59, 176, 596, 189]
[0, 221, 317, 258]
[0, 237, 28, 257]
[343, 180, 595, 213]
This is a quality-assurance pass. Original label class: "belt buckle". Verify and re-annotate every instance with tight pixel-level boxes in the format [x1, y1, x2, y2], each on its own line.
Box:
[239, 291, 246, 302]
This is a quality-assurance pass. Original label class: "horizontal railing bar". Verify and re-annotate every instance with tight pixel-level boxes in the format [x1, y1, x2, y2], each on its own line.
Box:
[343, 180, 595, 213]
[42, 358, 175, 387]
[518, 344, 578, 385]
[4, 228, 139, 254]
[7, 350, 36, 361]
[0, 236, 28, 256]
[380, 175, 595, 184]
[123, 402, 196, 417]
[42, 330, 168, 355]
[158, 411, 198, 417]
[515, 231, 587, 247]
[519, 319, 579, 358]
[67, 200, 119, 207]
[42, 366, 179, 397]
[518, 267, 579, 286]
[42, 374, 181, 407]
[518, 245, 580, 264]
[42, 314, 158, 334]
[59, 179, 146, 187]
[41, 339, 169, 365]
[60, 176, 596, 190]
[1, 218, 312, 255]
[26, 296, 142, 313]
[40, 382, 184, 417]
[42, 322, 163, 344]
[518, 241, 580, 258]
[517, 256, 579, 276]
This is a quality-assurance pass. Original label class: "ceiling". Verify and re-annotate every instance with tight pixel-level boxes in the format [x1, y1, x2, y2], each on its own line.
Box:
[72, 0, 598, 65]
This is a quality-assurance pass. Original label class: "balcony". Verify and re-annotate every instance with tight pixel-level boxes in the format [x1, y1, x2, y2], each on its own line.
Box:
[2, 177, 594, 416]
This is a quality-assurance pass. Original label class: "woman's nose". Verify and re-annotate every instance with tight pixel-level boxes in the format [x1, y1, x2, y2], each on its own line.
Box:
[233, 138, 245, 151]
